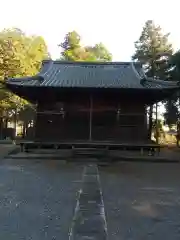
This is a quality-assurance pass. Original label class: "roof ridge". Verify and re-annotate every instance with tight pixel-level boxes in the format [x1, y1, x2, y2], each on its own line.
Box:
[42, 59, 135, 65]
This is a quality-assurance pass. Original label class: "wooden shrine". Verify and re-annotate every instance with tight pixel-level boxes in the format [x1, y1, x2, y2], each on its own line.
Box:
[6, 60, 180, 144]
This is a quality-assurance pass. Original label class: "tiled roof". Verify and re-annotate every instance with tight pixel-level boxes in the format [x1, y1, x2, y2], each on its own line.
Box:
[6, 60, 180, 90]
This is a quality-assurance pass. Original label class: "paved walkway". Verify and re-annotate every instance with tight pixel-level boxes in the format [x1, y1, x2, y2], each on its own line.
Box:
[69, 164, 107, 240]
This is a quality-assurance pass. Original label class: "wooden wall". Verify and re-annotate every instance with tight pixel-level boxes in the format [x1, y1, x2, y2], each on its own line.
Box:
[35, 98, 148, 142]
[91, 104, 147, 142]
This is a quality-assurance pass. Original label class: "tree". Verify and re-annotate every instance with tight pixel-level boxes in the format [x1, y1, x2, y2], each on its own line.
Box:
[0, 28, 50, 138]
[18, 103, 36, 138]
[132, 20, 173, 139]
[132, 20, 173, 77]
[164, 99, 179, 126]
[59, 31, 82, 61]
[59, 31, 112, 61]
[163, 51, 180, 126]
[85, 43, 112, 61]
[168, 51, 180, 80]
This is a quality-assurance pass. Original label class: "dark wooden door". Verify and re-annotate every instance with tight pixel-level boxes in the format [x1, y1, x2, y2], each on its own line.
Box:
[63, 111, 89, 140]
[92, 111, 117, 141]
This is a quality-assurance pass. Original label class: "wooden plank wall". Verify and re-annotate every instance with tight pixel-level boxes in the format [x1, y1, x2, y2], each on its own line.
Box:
[35, 99, 148, 142]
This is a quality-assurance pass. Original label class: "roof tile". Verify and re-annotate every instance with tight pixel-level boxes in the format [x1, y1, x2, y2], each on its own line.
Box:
[6, 60, 180, 90]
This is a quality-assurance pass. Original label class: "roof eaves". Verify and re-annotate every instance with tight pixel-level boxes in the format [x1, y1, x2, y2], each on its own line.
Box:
[6, 75, 44, 86]
[145, 77, 180, 88]
[130, 62, 146, 89]
[133, 63, 180, 89]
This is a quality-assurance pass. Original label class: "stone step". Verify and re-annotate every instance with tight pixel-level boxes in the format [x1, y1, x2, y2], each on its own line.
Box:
[72, 148, 108, 157]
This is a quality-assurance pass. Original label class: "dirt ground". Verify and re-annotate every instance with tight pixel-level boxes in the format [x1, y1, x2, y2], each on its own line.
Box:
[100, 162, 180, 240]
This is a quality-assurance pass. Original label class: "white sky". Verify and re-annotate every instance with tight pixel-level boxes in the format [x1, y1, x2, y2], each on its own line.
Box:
[0, 0, 179, 61]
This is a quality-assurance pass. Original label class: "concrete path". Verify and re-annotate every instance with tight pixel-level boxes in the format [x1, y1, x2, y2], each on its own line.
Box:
[69, 164, 107, 240]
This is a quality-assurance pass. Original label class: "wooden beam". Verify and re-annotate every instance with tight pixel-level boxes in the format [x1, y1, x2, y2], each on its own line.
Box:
[37, 111, 64, 115]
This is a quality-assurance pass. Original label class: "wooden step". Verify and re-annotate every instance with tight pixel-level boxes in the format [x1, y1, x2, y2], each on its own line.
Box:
[72, 147, 109, 157]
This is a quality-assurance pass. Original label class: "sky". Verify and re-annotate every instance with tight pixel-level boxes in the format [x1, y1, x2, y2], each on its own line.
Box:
[0, 0, 179, 61]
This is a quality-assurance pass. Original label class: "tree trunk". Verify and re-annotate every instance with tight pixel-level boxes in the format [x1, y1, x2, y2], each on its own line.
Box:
[22, 121, 26, 138]
[5, 118, 8, 129]
[22, 122, 25, 139]
[148, 105, 153, 140]
[155, 103, 159, 144]
[22, 121, 28, 139]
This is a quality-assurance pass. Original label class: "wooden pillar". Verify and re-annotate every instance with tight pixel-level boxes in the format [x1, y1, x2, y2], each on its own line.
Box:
[14, 108, 17, 140]
[33, 103, 38, 140]
[155, 102, 158, 144]
[89, 94, 93, 141]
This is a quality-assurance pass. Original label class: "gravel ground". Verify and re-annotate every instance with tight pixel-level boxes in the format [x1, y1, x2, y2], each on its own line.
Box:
[99, 162, 180, 240]
[0, 158, 83, 240]
[1, 156, 180, 240]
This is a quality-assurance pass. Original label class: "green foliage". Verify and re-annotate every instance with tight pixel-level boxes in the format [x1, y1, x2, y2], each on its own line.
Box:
[164, 99, 179, 126]
[132, 20, 173, 79]
[152, 119, 163, 130]
[168, 51, 180, 81]
[59, 31, 112, 61]
[132, 20, 174, 136]
[18, 103, 36, 123]
[0, 28, 49, 79]
[60, 31, 82, 61]
[85, 43, 112, 61]
[0, 28, 49, 125]
[163, 51, 180, 125]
